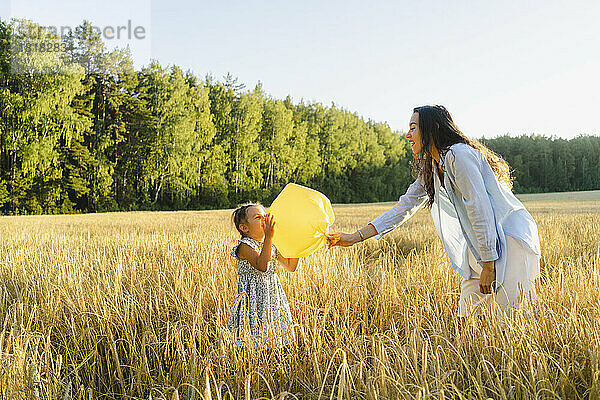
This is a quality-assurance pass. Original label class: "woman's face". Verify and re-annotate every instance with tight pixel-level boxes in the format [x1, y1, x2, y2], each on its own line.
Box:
[406, 112, 423, 155]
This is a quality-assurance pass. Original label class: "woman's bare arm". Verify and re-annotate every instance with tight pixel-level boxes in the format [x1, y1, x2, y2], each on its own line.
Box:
[327, 223, 378, 247]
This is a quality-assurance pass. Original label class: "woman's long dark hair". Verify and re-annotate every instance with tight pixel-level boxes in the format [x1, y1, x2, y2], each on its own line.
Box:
[412, 105, 513, 207]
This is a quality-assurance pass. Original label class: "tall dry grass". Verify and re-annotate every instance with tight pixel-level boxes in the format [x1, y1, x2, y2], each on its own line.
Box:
[0, 193, 599, 399]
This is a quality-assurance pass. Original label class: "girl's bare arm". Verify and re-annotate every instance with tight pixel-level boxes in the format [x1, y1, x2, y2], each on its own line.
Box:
[277, 254, 300, 272]
[237, 238, 273, 272]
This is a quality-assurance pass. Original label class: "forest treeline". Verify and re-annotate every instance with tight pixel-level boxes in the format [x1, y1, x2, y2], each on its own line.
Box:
[1, 19, 598, 215]
[482, 135, 600, 194]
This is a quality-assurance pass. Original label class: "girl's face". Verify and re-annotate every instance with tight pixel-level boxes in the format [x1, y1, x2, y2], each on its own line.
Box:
[406, 112, 423, 155]
[241, 205, 266, 240]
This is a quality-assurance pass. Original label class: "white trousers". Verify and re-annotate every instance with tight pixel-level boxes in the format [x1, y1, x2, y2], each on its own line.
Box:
[458, 235, 540, 318]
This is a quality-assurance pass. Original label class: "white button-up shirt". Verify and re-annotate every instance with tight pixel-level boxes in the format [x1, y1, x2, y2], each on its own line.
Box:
[369, 143, 541, 285]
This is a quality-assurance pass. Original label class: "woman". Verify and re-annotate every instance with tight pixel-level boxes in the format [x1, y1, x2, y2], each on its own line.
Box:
[328, 105, 541, 317]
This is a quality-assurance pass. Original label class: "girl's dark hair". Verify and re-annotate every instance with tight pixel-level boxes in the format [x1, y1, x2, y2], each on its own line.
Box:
[412, 105, 513, 207]
[232, 203, 262, 237]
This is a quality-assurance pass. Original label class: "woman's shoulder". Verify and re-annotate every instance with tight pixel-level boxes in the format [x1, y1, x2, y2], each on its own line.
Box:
[443, 143, 482, 166]
[446, 142, 476, 156]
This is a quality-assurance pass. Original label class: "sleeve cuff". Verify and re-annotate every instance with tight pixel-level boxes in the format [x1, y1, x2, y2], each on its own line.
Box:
[369, 218, 390, 240]
[479, 248, 499, 262]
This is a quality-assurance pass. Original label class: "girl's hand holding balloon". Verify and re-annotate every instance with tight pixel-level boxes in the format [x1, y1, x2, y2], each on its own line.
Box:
[262, 213, 276, 240]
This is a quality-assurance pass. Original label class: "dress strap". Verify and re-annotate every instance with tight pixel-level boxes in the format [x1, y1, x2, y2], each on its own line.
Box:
[230, 237, 262, 259]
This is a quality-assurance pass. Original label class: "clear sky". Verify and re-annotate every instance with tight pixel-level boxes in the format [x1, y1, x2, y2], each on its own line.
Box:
[4, 0, 600, 138]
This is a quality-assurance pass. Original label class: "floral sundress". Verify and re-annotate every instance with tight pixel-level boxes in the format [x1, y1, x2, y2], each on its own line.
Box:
[226, 237, 295, 348]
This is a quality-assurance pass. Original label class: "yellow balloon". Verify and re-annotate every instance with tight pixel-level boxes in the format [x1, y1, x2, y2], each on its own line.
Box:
[269, 183, 335, 258]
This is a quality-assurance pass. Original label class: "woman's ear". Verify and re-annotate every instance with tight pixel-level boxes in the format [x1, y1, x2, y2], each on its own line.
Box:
[240, 223, 249, 234]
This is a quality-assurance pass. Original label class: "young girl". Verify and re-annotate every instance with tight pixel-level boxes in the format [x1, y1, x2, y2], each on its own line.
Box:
[227, 203, 300, 347]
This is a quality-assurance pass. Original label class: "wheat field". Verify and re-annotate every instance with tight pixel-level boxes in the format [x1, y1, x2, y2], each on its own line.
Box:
[0, 191, 599, 399]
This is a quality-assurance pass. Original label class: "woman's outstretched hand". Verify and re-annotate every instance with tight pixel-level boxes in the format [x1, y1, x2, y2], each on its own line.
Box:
[326, 232, 356, 248]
